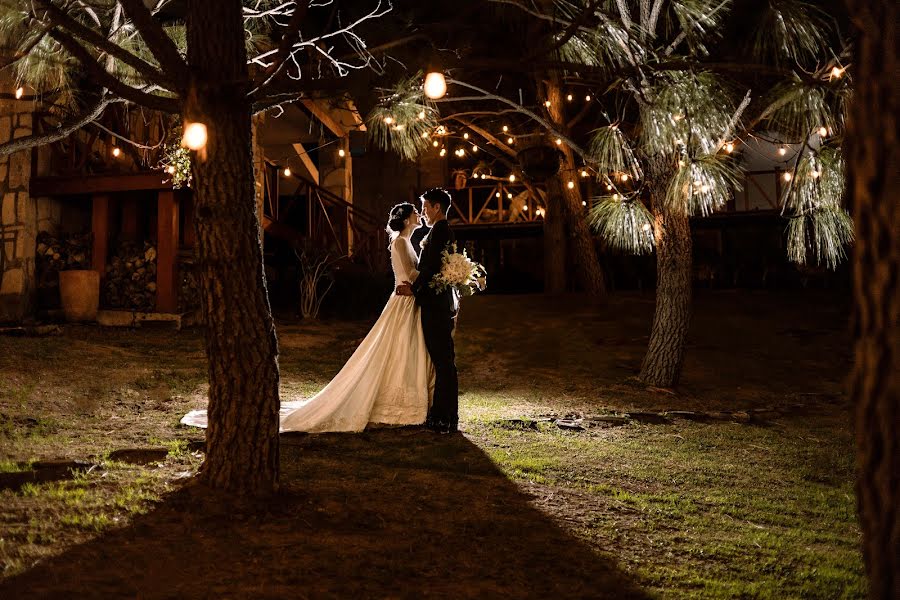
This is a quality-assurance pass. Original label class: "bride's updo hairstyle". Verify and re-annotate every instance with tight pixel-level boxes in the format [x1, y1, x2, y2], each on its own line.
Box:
[386, 202, 415, 238]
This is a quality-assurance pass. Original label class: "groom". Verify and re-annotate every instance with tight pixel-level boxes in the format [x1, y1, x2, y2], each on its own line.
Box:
[396, 188, 459, 433]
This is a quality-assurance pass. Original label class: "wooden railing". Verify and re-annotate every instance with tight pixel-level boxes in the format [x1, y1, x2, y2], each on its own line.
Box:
[448, 183, 546, 225]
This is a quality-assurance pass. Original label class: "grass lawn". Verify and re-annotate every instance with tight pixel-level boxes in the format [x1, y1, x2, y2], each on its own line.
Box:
[0, 291, 865, 598]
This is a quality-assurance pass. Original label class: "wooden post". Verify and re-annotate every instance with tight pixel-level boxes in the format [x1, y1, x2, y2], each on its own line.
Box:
[468, 188, 473, 223]
[91, 193, 110, 282]
[156, 190, 178, 313]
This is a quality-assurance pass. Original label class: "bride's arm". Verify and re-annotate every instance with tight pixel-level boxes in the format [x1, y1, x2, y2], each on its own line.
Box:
[393, 238, 419, 282]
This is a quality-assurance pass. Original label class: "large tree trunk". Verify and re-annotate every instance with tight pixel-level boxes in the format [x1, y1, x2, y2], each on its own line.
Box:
[543, 76, 607, 296]
[186, 0, 281, 495]
[844, 1, 899, 597]
[639, 200, 693, 388]
[543, 187, 567, 293]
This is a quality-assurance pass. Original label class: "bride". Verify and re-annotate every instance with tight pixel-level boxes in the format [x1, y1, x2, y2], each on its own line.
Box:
[181, 202, 433, 432]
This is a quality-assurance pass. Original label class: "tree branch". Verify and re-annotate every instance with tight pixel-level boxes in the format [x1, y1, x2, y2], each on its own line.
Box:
[49, 30, 180, 113]
[250, 0, 312, 96]
[117, 0, 189, 83]
[33, 0, 172, 89]
[0, 95, 122, 157]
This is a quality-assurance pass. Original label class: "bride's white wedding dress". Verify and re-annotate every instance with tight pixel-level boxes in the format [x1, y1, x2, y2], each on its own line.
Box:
[180, 235, 433, 432]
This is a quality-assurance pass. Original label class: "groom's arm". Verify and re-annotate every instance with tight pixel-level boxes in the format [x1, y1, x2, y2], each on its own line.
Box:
[411, 221, 450, 297]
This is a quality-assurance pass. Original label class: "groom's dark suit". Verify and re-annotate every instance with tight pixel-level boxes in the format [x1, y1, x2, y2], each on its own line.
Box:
[412, 218, 458, 430]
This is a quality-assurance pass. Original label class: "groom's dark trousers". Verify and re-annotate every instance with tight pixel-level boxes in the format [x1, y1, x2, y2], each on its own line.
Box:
[412, 219, 459, 428]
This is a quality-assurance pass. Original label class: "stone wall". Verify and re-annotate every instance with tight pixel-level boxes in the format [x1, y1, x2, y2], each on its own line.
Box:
[0, 94, 35, 323]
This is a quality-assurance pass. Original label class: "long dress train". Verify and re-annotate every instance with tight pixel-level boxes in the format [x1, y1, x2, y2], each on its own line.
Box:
[180, 236, 433, 432]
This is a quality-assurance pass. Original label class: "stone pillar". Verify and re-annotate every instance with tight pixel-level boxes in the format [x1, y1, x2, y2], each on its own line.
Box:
[0, 90, 36, 323]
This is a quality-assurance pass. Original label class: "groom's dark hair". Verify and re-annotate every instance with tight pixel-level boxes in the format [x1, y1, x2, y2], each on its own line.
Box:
[420, 188, 452, 213]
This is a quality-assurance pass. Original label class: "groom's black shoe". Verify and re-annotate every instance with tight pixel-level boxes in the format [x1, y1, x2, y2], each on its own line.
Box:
[430, 420, 458, 434]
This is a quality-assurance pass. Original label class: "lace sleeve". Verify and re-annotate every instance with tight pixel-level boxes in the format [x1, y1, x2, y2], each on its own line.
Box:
[393, 238, 420, 282]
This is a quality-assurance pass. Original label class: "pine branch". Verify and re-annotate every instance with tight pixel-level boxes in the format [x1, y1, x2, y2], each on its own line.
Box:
[0, 94, 122, 157]
[49, 29, 179, 113]
[33, 0, 171, 89]
[117, 0, 189, 83]
[249, 0, 312, 96]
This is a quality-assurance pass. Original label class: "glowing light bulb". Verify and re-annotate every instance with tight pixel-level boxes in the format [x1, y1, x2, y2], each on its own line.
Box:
[422, 132, 429, 138]
[338, 148, 346, 157]
[433, 140, 439, 147]
[472, 146, 479, 153]
[182, 122, 208, 150]
[383, 116, 394, 124]
[463, 132, 469, 140]
[439, 148, 446, 157]
[582, 200, 587, 206]
[544, 100, 551, 108]
[523, 205, 529, 211]
[502, 125, 508, 133]
[166, 166, 175, 174]
[507, 137, 514, 144]
[830, 66, 844, 79]
[567, 94, 573, 101]
[418, 110, 426, 119]
[555, 138, 562, 145]
[606, 184, 613, 191]
[112, 147, 121, 157]
[423, 71, 447, 99]
[612, 193, 620, 200]
[581, 170, 588, 177]
[818, 126, 828, 137]
[14, 87, 23, 99]
[283, 167, 291, 177]
[567, 181, 575, 189]
[778, 147, 787, 156]
[725, 142, 734, 153]
[507, 193, 513, 199]
[480, 174, 486, 179]
[585, 95, 591, 102]
[783, 172, 792, 182]
[496, 192, 501, 198]
[509, 174, 516, 182]
[620, 174, 628, 182]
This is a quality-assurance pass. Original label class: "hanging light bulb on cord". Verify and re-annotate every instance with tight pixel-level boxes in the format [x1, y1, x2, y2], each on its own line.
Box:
[182, 122, 208, 151]
[424, 71, 447, 99]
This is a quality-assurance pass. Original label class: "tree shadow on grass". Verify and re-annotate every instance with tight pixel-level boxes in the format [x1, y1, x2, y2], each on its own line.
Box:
[1, 430, 647, 599]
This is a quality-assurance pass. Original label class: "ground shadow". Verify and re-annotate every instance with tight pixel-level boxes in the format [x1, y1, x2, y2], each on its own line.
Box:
[1, 430, 647, 599]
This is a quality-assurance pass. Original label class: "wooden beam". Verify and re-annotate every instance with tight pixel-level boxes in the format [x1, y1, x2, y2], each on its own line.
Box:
[91, 194, 111, 282]
[30, 172, 172, 197]
[156, 190, 178, 313]
[301, 99, 347, 137]
[291, 143, 320, 185]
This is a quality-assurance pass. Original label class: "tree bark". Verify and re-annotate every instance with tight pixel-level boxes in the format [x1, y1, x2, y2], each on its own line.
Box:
[542, 184, 568, 293]
[544, 76, 607, 296]
[186, 0, 281, 496]
[639, 199, 693, 388]
[844, 1, 899, 597]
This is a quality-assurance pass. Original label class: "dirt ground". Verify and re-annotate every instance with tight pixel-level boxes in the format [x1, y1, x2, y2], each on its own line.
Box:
[0, 291, 864, 598]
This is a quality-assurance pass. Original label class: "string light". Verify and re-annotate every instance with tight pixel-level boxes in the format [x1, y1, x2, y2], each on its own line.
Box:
[580, 170, 588, 177]
[523, 205, 529, 211]
[480, 174, 486, 179]
[502, 125, 509, 132]
[463, 132, 469, 140]
[338, 148, 346, 157]
[606, 184, 613, 191]
[423, 71, 447, 99]
[567, 181, 575, 189]
[582, 200, 587, 206]
[507, 193, 513, 199]
[725, 142, 734, 153]
[421, 132, 429, 138]
[166, 166, 176, 174]
[507, 137, 514, 144]
[830, 66, 844, 79]
[112, 147, 121, 157]
[182, 122, 208, 150]
[433, 140, 439, 147]
[818, 126, 828, 137]
[585, 95, 591, 102]
[283, 167, 291, 177]
[472, 146, 479, 153]
[783, 172, 792, 182]
[555, 138, 562, 145]
[439, 148, 446, 157]
[620, 174, 628, 182]
[612, 193, 620, 200]
[418, 110, 426, 119]
[544, 100, 552, 108]
[566, 94, 573, 101]
[778, 146, 787, 156]
[383, 116, 394, 124]
[495, 192, 501, 198]
[509, 174, 516, 182]
[14, 87, 23, 99]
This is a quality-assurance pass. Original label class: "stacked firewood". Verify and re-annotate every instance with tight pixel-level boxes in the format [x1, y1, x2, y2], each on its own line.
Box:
[35, 231, 92, 274]
[103, 241, 158, 311]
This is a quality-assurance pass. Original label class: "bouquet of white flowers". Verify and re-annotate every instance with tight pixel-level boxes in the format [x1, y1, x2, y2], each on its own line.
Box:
[429, 242, 487, 297]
